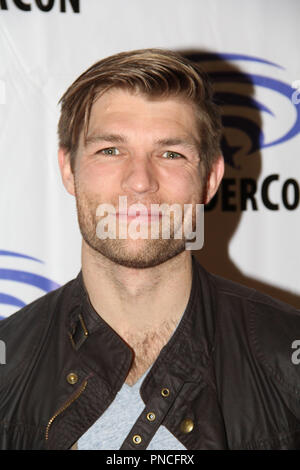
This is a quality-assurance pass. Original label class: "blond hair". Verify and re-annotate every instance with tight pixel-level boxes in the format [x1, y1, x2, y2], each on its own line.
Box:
[58, 48, 222, 173]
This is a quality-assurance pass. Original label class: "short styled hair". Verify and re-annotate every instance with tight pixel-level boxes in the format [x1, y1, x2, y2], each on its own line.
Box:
[57, 48, 223, 174]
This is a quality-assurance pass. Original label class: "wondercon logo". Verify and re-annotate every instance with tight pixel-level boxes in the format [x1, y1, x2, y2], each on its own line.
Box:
[0, 250, 60, 321]
[184, 52, 300, 168]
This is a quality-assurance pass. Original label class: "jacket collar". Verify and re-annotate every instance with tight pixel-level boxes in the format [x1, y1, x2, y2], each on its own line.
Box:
[67, 255, 217, 394]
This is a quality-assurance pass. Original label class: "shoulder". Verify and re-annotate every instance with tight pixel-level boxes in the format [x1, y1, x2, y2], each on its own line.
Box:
[0, 275, 80, 386]
[194, 256, 299, 317]
[198, 260, 300, 318]
[197, 262, 300, 399]
[0, 275, 78, 335]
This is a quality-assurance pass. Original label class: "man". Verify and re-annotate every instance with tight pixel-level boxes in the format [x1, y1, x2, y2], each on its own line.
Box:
[0, 48, 300, 450]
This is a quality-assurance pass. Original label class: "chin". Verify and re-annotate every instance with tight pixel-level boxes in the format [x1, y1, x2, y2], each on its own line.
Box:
[86, 237, 186, 269]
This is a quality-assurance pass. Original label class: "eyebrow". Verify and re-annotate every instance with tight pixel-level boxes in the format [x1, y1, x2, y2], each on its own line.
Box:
[85, 134, 126, 146]
[85, 133, 200, 152]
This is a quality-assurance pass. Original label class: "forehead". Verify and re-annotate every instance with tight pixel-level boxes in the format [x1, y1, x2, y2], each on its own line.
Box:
[86, 88, 199, 141]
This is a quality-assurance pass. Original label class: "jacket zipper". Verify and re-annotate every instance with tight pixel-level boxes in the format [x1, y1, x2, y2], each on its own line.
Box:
[45, 379, 88, 441]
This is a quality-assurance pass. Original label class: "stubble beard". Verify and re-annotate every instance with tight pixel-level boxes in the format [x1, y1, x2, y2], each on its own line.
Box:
[74, 183, 203, 269]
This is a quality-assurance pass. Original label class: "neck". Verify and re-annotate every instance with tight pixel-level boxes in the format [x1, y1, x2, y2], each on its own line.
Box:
[82, 242, 192, 335]
[81, 242, 193, 385]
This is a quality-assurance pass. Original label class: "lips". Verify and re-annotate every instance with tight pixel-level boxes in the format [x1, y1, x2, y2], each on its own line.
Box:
[116, 212, 162, 220]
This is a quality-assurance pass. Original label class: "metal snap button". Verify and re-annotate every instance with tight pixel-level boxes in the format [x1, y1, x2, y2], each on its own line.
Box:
[147, 412, 156, 422]
[132, 434, 142, 444]
[180, 418, 194, 434]
[161, 387, 170, 397]
[66, 372, 78, 385]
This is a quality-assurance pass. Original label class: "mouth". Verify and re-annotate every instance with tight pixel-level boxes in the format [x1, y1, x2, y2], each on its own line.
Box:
[116, 212, 163, 222]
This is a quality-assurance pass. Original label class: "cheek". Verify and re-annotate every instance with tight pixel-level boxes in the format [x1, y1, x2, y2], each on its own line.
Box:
[76, 160, 117, 196]
[166, 168, 203, 203]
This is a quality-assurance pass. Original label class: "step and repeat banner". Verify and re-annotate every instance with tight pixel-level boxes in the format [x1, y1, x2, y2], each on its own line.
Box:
[0, 0, 299, 320]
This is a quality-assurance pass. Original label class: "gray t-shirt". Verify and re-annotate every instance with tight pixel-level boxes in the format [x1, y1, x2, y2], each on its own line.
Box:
[78, 367, 186, 450]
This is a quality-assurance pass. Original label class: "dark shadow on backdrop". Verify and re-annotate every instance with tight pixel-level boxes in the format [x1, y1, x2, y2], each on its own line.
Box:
[178, 49, 300, 309]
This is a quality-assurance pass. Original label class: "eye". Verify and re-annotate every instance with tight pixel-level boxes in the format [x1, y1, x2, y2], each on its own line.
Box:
[98, 147, 120, 156]
[162, 151, 184, 160]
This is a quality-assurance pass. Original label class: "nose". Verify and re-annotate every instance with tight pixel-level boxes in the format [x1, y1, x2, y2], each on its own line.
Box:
[121, 154, 159, 196]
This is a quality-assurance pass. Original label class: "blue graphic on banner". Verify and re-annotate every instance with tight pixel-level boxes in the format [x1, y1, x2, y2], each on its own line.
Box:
[185, 53, 300, 168]
[0, 250, 60, 321]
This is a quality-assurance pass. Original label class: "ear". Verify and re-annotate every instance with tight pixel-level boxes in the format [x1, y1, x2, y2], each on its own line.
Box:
[58, 147, 75, 196]
[205, 155, 224, 204]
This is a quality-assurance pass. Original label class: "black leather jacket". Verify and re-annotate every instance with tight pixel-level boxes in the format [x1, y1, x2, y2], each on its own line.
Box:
[0, 256, 300, 450]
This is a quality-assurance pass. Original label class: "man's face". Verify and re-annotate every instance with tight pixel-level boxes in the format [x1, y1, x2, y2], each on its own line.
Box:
[62, 88, 220, 268]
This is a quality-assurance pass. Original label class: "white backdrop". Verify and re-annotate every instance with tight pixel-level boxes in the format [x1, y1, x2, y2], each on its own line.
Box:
[0, 0, 299, 319]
